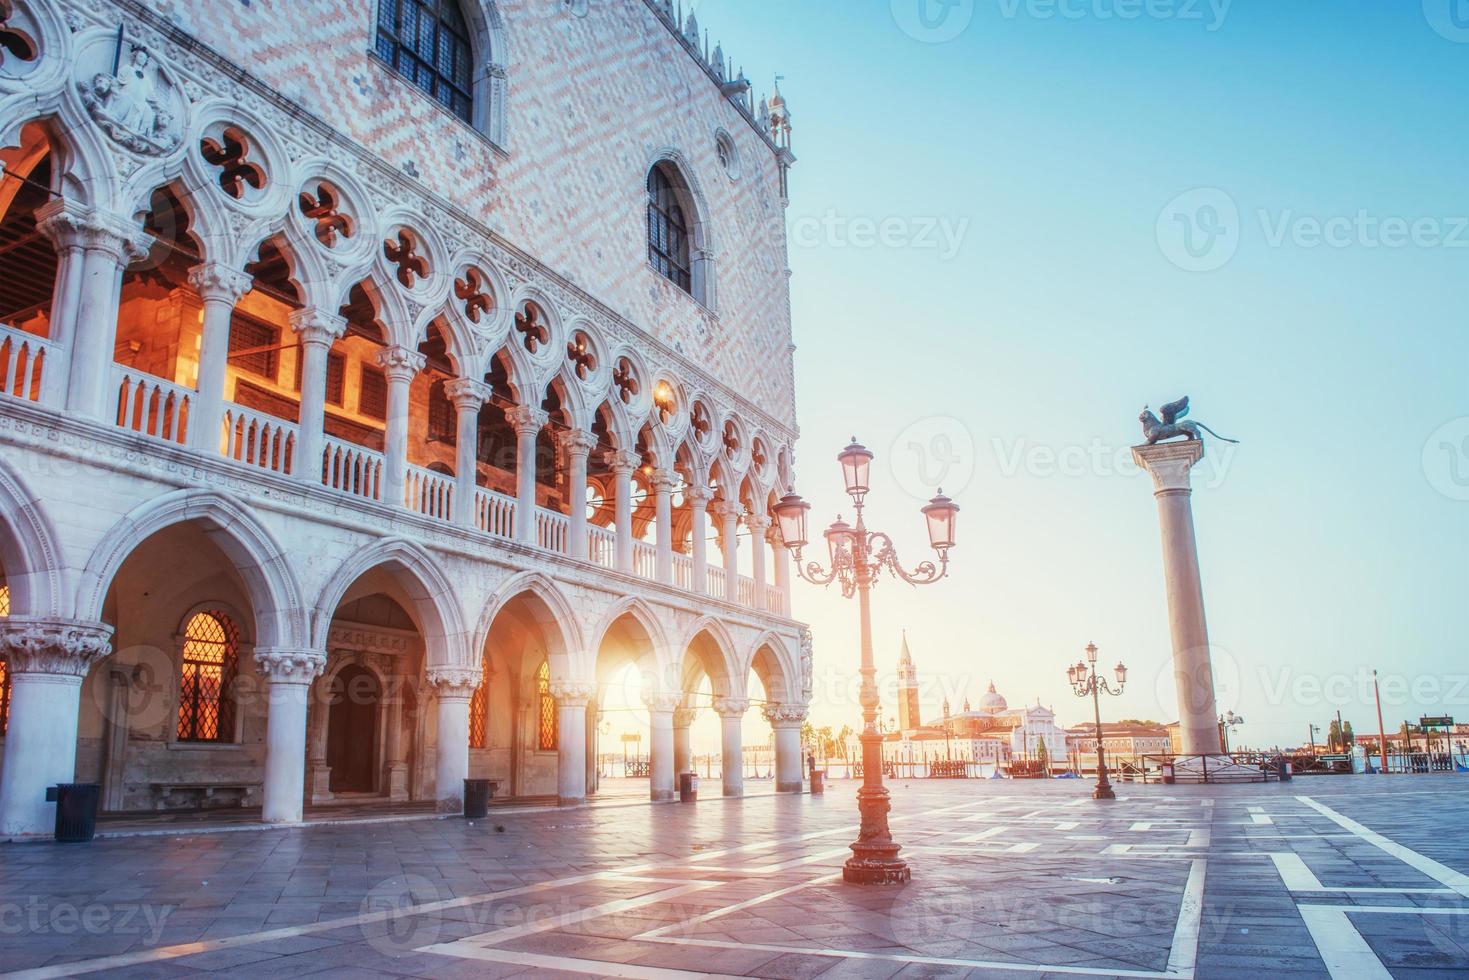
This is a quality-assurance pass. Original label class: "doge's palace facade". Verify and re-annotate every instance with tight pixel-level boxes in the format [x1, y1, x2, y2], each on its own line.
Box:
[0, 0, 808, 837]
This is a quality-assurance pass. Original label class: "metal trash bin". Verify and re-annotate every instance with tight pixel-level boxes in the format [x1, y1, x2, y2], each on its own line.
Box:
[463, 778, 493, 819]
[810, 772, 825, 795]
[1160, 762, 1176, 785]
[46, 783, 100, 843]
[679, 772, 698, 802]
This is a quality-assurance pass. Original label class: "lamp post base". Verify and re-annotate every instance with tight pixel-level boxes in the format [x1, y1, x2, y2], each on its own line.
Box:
[1092, 782, 1116, 801]
[843, 782, 910, 884]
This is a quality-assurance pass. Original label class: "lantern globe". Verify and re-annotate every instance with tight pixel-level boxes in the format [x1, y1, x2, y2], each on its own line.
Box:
[1085, 642, 1099, 664]
[921, 490, 959, 552]
[824, 516, 855, 564]
[1115, 662, 1128, 685]
[837, 438, 874, 496]
[772, 490, 811, 550]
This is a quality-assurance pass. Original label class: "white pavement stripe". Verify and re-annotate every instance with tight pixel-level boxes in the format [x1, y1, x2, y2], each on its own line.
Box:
[1252, 814, 1274, 825]
[1268, 853, 1454, 894]
[1130, 822, 1153, 831]
[1298, 906, 1393, 980]
[422, 946, 747, 978]
[637, 873, 840, 939]
[1165, 859, 1207, 976]
[1297, 795, 1469, 897]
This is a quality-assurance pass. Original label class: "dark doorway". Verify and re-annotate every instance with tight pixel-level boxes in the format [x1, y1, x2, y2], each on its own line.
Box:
[327, 664, 380, 793]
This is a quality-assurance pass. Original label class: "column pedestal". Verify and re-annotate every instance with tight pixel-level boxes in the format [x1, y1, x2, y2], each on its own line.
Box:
[0, 619, 113, 837]
[427, 667, 481, 814]
[714, 698, 748, 798]
[1132, 440, 1223, 755]
[255, 648, 327, 824]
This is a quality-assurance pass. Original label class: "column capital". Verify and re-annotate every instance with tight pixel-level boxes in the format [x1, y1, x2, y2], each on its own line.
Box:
[650, 468, 678, 493]
[762, 703, 809, 729]
[444, 377, 492, 411]
[425, 665, 482, 700]
[672, 707, 699, 728]
[0, 617, 113, 676]
[685, 483, 714, 507]
[504, 403, 549, 436]
[549, 680, 596, 708]
[641, 691, 682, 714]
[745, 513, 772, 533]
[254, 648, 327, 685]
[711, 499, 744, 521]
[712, 697, 750, 718]
[604, 449, 642, 474]
[557, 428, 599, 457]
[35, 200, 151, 263]
[1131, 440, 1205, 495]
[188, 262, 253, 305]
[289, 308, 348, 346]
[376, 345, 426, 382]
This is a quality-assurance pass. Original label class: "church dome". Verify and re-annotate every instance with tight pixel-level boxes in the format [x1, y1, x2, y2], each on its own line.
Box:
[977, 680, 1007, 714]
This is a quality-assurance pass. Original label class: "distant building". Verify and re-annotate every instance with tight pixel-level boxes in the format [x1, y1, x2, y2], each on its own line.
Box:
[1067, 723, 1173, 769]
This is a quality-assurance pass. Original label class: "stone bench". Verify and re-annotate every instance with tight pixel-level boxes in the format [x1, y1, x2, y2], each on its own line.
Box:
[150, 782, 256, 810]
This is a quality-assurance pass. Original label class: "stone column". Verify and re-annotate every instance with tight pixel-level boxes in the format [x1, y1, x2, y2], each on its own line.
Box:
[713, 500, 743, 602]
[505, 405, 549, 545]
[559, 429, 597, 560]
[445, 378, 491, 527]
[44, 208, 150, 420]
[289, 310, 347, 484]
[426, 666, 480, 813]
[747, 515, 771, 610]
[652, 468, 675, 585]
[687, 485, 712, 594]
[672, 707, 697, 776]
[713, 697, 749, 798]
[186, 263, 254, 453]
[770, 526, 793, 617]
[643, 692, 679, 802]
[34, 201, 96, 407]
[377, 346, 426, 507]
[550, 682, 594, 805]
[0, 618, 113, 837]
[765, 705, 808, 793]
[1132, 440, 1223, 755]
[255, 648, 327, 824]
[606, 450, 640, 573]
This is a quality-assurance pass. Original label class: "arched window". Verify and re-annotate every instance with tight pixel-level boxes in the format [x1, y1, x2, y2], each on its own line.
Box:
[647, 166, 692, 294]
[375, 0, 475, 124]
[536, 659, 557, 751]
[0, 584, 9, 736]
[469, 651, 489, 749]
[177, 611, 240, 743]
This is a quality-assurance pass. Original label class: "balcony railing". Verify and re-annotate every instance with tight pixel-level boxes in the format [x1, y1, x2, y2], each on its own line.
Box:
[113, 365, 191, 445]
[322, 436, 383, 501]
[406, 464, 455, 521]
[221, 404, 297, 476]
[39, 359, 786, 615]
[0, 325, 54, 403]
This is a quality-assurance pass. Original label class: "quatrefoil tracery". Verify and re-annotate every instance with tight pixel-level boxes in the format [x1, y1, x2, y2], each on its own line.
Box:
[455, 268, 493, 323]
[691, 402, 712, 442]
[722, 420, 741, 458]
[567, 332, 597, 380]
[0, 1, 37, 67]
[200, 129, 266, 200]
[298, 182, 354, 248]
[384, 230, 430, 289]
[515, 303, 549, 354]
[613, 357, 640, 405]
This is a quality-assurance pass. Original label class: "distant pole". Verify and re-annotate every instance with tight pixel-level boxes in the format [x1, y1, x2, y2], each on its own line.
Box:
[1374, 670, 1389, 774]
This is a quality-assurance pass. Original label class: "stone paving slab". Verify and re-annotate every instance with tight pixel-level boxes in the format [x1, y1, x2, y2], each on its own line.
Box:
[3, 775, 1469, 977]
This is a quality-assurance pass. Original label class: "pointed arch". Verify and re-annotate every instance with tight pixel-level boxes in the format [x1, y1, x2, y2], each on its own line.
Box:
[745, 631, 800, 706]
[676, 616, 741, 700]
[474, 571, 583, 679]
[0, 453, 67, 619]
[311, 537, 467, 668]
[75, 489, 307, 649]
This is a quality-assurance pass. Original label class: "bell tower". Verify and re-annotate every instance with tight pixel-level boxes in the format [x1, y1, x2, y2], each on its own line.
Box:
[897, 632, 921, 733]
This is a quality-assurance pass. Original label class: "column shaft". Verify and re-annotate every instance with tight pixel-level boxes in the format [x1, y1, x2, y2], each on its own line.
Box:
[428, 667, 479, 813]
[608, 452, 638, 573]
[720, 714, 744, 797]
[563, 432, 594, 560]
[67, 244, 129, 420]
[508, 406, 548, 545]
[646, 703, 675, 802]
[378, 347, 425, 508]
[290, 312, 346, 485]
[653, 470, 674, 585]
[689, 491, 711, 594]
[257, 649, 327, 824]
[556, 703, 589, 805]
[445, 379, 490, 527]
[748, 516, 770, 610]
[187, 265, 253, 453]
[774, 725, 804, 792]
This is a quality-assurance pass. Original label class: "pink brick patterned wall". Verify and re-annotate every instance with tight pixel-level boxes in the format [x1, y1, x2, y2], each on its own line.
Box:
[153, 0, 797, 428]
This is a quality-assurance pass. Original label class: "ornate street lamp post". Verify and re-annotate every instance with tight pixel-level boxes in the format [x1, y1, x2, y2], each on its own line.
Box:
[1067, 642, 1127, 801]
[1218, 710, 1243, 753]
[772, 438, 959, 885]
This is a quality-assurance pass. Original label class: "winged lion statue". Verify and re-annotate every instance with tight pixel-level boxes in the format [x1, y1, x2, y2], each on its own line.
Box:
[1139, 396, 1238, 445]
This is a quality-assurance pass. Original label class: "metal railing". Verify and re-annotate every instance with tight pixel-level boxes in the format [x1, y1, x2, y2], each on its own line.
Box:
[321, 436, 383, 501]
[113, 366, 191, 445]
[0, 325, 54, 402]
[221, 404, 297, 476]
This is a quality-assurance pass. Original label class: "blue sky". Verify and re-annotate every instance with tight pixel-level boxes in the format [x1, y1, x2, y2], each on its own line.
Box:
[680, 0, 1468, 751]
